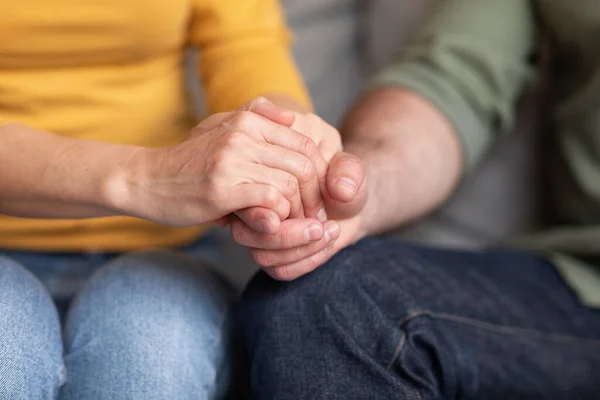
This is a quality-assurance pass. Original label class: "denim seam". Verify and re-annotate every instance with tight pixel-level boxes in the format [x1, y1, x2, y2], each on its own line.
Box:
[384, 312, 427, 400]
[386, 331, 406, 370]
[396, 310, 600, 347]
[324, 304, 421, 399]
[385, 331, 423, 400]
[384, 310, 429, 368]
[385, 307, 600, 400]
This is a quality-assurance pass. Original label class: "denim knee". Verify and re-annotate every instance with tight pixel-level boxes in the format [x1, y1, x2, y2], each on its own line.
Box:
[0, 256, 64, 400]
[63, 250, 234, 400]
[239, 239, 433, 353]
[239, 241, 366, 341]
[242, 238, 454, 324]
[242, 239, 372, 314]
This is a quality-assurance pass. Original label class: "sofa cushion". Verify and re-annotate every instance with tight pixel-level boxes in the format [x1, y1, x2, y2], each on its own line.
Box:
[282, 0, 365, 125]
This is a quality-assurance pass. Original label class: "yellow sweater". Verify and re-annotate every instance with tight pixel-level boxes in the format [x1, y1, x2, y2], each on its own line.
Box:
[0, 0, 309, 252]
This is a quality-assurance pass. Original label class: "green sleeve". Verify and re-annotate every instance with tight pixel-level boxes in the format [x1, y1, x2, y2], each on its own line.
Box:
[372, 0, 538, 171]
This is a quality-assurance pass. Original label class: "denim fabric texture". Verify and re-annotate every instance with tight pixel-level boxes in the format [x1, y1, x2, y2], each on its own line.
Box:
[0, 233, 234, 400]
[240, 238, 600, 400]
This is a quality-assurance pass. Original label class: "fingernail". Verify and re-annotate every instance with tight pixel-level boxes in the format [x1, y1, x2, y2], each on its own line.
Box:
[258, 218, 272, 234]
[316, 208, 328, 222]
[336, 177, 358, 197]
[304, 223, 323, 242]
[324, 222, 341, 241]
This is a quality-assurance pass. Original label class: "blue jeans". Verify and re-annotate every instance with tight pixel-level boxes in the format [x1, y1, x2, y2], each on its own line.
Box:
[0, 233, 234, 400]
[240, 238, 600, 399]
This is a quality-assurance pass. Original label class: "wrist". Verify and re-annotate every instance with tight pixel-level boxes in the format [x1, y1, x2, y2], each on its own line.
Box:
[102, 146, 161, 220]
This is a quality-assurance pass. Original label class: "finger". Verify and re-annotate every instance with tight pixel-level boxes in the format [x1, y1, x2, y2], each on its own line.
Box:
[289, 112, 341, 163]
[228, 183, 291, 221]
[248, 99, 296, 128]
[223, 111, 329, 218]
[256, 144, 327, 221]
[326, 152, 365, 202]
[262, 243, 337, 281]
[317, 125, 343, 163]
[250, 221, 340, 267]
[323, 152, 368, 220]
[192, 97, 294, 136]
[225, 110, 329, 185]
[241, 163, 305, 219]
[260, 125, 329, 183]
[230, 215, 324, 250]
[234, 207, 281, 235]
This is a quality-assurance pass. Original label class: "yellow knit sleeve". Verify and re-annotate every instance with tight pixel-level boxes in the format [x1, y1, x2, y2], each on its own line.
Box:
[187, 0, 311, 113]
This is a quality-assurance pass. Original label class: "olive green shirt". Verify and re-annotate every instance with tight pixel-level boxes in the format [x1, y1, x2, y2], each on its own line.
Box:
[373, 0, 600, 306]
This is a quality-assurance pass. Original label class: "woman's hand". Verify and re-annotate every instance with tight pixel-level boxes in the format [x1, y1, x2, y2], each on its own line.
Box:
[112, 102, 329, 232]
[218, 99, 345, 230]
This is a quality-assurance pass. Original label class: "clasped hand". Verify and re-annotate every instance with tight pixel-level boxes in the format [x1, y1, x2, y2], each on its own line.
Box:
[215, 98, 368, 280]
[135, 97, 367, 280]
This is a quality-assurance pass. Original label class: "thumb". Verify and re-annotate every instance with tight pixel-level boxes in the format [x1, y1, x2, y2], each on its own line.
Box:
[323, 152, 367, 220]
[240, 97, 296, 127]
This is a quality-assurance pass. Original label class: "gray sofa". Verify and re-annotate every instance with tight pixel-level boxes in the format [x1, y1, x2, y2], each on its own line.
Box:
[207, 0, 546, 288]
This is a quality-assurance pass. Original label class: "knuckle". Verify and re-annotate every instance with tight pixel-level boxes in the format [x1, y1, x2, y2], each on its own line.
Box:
[207, 153, 234, 182]
[230, 111, 255, 129]
[209, 149, 229, 170]
[261, 186, 281, 208]
[297, 159, 316, 182]
[298, 135, 318, 156]
[339, 154, 365, 176]
[206, 180, 227, 204]
[278, 226, 292, 249]
[341, 152, 362, 165]
[223, 130, 248, 148]
[281, 175, 299, 198]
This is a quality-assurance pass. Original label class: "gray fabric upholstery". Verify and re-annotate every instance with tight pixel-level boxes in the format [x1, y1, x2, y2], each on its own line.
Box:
[283, 0, 365, 125]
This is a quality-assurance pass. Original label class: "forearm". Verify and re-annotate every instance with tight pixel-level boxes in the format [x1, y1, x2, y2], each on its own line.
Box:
[341, 88, 463, 236]
[0, 123, 141, 219]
